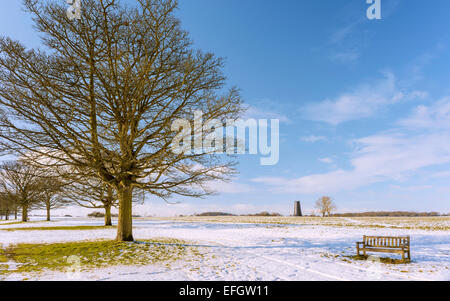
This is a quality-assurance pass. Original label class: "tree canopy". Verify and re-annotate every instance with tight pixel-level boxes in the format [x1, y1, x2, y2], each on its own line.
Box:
[0, 0, 242, 240]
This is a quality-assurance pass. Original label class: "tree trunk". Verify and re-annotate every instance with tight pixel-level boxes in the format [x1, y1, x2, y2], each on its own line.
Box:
[116, 185, 133, 241]
[104, 204, 112, 226]
[46, 203, 51, 221]
[5, 209, 9, 220]
[22, 205, 28, 222]
[14, 209, 17, 220]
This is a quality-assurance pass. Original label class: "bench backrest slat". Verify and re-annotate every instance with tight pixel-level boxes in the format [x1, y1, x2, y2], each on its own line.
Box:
[363, 236, 409, 248]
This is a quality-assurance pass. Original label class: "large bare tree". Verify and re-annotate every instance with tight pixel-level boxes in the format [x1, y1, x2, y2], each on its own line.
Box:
[0, 0, 242, 241]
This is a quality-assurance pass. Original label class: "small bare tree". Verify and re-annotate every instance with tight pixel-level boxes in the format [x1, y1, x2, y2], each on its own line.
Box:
[315, 196, 336, 217]
[65, 178, 145, 226]
[35, 177, 70, 221]
[0, 0, 242, 241]
[0, 161, 43, 222]
[65, 179, 118, 226]
[0, 191, 15, 220]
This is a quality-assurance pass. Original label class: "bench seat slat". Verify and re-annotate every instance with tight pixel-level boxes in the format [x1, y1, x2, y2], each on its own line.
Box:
[361, 248, 405, 254]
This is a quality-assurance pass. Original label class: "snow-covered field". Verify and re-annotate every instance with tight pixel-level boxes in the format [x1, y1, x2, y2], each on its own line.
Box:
[1, 217, 449, 281]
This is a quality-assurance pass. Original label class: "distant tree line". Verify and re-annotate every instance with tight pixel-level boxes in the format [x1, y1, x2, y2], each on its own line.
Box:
[88, 211, 119, 218]
[332, 211, 444, 217]
[194, 211, 282, 217]
[246, 212, 282, 217]
[194, 212, 235, 217]
[190, 210, 448, 218]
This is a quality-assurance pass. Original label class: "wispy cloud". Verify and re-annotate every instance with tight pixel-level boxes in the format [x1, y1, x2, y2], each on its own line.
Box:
[319, 157, 334, 164]
[330, 49, 361, 63]
[328, 21, 363, 63]
[330, 22, 359, 45]
[327, 0, 401, 64]
[206, 179, 255, 194]
[301, 72, 426, 125]
[398, 97, 450, 130]
[244, 103, 291, 124]
[261, 93, 450, 195]
[252, 130, 450, 194]
[301, 135, 327, 143]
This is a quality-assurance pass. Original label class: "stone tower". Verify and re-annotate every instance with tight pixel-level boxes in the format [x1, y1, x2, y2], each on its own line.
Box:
[294, 201, 302, 217]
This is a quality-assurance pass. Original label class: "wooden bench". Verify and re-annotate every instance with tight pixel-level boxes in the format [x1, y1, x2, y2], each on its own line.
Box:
[356, 236, 411, 262]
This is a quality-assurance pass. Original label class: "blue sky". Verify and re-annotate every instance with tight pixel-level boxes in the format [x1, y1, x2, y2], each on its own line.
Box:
[1, 0, 450, 215]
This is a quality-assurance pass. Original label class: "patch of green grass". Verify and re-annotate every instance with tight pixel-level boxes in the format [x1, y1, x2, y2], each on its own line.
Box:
[0, 244, 8, 263]
[344, 254, 411, 264]
[0, 254, 8, 263]
[1, 225, 116, 231]
[0, 266, 8, 276]
[0, 221, 29, 226]
[0, 244, 9, 277]
[1, 238, 201, 276]
[0, 220, 52, 226]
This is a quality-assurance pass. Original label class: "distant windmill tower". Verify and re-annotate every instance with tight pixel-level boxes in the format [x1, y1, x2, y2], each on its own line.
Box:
[294, 201, 303, 217]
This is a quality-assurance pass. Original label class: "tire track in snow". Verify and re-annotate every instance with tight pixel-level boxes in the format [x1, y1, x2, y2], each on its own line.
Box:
[199, 238, 350, 281]
[215, 237, 431, 281]
[207, 237, 431, 281]
[197, 240, 291, 281]
[296, 250, 432, 281]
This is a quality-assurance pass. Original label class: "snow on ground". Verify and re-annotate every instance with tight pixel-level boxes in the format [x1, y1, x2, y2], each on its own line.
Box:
[1, 217, 449, 281]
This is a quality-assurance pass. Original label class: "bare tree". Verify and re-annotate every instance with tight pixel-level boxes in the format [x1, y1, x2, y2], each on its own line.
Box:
[65, 178, 145, 226]
[0, 161, 43, 222]
[34, 177, 70, 221]
[0, 191, 15, 220]
[315, 196, 336, 217]
[0, 0, 241, 241]
[65, 179, 118, 226]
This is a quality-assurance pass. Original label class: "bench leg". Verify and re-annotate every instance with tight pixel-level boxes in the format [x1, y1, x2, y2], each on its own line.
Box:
[402, 250, 405, 262]
[356, 244, 360, 256]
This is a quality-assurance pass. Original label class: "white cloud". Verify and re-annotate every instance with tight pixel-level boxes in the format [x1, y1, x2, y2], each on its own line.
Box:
[319, 157, 334, 164]
[205, 180, 255, 194]
[327, 0, 401, 65]
[252, 131, 450, 194]
[253, 94, 450, 209]
[389, 185, 433, 192]
[398, 97, 450, 130]
[428, 170, 450, 179]
[328, 18, 365, 64]
[301, 72, 423, 125]
[330, 23, 358, 44]
[244, 104, 291, 124]
[330, 49, 361, 63]
[301, 135, 327, 143]
[406, 90, 429, 100]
